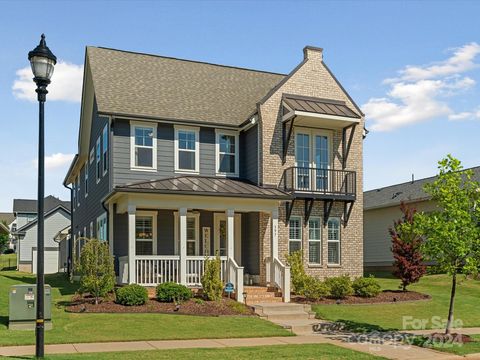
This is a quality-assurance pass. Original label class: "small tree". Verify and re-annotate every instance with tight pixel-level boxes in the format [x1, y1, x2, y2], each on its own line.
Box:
[286, 250, 308, 294]
[389, 202, 426, 291]
[76, 238, 115, 304]
[201, 254, 223, 301]
[416, 155, 480, 334]
[0, 233, 9, 254]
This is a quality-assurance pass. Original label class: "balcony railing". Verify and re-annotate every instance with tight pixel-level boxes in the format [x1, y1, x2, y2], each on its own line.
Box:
[281, 167, 356, 199]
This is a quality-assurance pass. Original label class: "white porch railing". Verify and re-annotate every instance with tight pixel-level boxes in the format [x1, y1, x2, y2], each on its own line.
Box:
[266, 257, 290, 302]
[133, 255, 227, 287]
[227, 258, 244, 302]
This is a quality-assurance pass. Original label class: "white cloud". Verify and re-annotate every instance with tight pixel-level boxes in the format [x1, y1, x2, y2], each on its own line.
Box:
[32, 153, 75, 170]
[12, 61, 83, 102]
[363, 43, 480, 132]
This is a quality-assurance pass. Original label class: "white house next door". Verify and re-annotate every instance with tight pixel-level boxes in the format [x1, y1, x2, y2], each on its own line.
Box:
[213, 213, 241, 265]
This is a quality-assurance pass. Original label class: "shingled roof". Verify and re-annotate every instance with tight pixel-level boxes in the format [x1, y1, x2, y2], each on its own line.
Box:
[13, 196, 71, 214]
[87, 47, 286, 126]
[364, 166, 480, 210]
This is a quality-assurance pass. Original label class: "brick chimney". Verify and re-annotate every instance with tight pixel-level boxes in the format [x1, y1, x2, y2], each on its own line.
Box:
[303, 46, 323, 61]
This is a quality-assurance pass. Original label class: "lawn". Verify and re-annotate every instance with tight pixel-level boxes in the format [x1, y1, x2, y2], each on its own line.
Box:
[7, 344, 386, 360]
[313, 273, 480, 331]
[0, 271, 291, 346]
[0, 253, 16, 270]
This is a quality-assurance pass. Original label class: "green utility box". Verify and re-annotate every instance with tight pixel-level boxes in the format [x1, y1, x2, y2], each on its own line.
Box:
[9, 284, 52, 330]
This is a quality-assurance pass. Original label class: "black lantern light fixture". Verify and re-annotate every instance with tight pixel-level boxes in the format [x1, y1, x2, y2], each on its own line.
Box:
[28, 34, 56, 359]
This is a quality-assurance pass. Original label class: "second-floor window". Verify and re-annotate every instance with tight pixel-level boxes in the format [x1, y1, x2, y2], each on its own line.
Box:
[131, 122, 157, 170]
[102, 124, 108, 175]
[216, 131, 238, 176]
[175, 126, 199, 173]
[96, 137, 101, 183]
[84, 165, 89, 197]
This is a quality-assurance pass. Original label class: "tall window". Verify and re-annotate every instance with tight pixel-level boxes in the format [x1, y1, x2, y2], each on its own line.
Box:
[216, 131, 238, 175]
[327, 218, 341, 265]
[96, 137, 101, 182]
[289, 216, 302, 254]
[135, 214, 156, 255]
[295, 133, 310, 189]
[131, 123, 156, 170]
[308, 217, 321, 264]
[102, 124, 108, 175]
[315, 135, 329, 190]
[84, 165, 89, 197]
[186, 216, 199, 256]
[175, 126, 199, 172]
[96, 213, 107, 241]
[76, 176, 80, 207]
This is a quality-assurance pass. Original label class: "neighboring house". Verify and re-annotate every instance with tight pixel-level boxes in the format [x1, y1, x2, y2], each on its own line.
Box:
[0, 212, 15, 250]
[13, 196, 71, 273]
[363, 167, 480, 271]
[64, 45, 365, 302]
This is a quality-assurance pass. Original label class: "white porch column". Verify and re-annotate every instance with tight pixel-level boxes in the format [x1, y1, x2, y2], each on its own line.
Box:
[226, 209, 235, 260]
[127, 204, 136, 284]
[179, 207, 187, 285]
[270, 208, 279, 286]
[108, 202, 114, 256]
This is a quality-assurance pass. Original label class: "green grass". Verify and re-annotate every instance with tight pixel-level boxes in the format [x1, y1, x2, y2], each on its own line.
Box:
[0, 271, 291, 346]
[413, 334, 480, 356]
[0, 253, 16, 270]
[313, 273, 480, 331]
[6, 344, 386, 360]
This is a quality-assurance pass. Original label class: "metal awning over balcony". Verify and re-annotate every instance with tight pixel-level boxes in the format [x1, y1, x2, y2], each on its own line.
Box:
[282, 94, 361, 129]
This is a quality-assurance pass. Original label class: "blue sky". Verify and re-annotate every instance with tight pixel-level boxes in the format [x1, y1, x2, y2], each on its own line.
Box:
[1, 0, 479, 211]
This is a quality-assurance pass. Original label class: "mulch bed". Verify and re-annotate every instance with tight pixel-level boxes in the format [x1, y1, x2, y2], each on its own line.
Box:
[426, 332, 473, 344]
[293, 290, 430, 305]
[65, 294, 254, 316]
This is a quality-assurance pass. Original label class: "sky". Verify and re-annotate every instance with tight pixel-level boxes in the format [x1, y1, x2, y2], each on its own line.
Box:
[1, 0, 480, 211]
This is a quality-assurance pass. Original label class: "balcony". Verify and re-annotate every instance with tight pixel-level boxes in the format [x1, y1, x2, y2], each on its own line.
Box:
[281, 167, 356, 201]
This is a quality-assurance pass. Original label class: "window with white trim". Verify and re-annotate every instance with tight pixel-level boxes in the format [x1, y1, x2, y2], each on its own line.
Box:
[89, 222, 93, 238]
[186, 215, 199, 256]
[76, 176, 80, 207]
[175, 126, 199, 173]
[327, 218, 341, 265]
[84, 165, 89, 198]
[96, 137, 101, 183]
[216, 131, 238, 175]
[89, 148, 94, 164]
[135, 212, 157, 255]
[308, 217, 321, 264]
[131, 122, 157, 170]
[102, 124, 108, 175]
[96, 213, 107, 241]
[289, 216, 302, 254]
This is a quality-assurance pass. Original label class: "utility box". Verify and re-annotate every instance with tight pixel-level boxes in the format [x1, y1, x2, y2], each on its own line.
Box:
[9, 285, 52, 330]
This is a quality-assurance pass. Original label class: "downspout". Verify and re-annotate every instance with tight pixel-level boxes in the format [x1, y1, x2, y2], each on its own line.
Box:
[63, 183, 73, 277]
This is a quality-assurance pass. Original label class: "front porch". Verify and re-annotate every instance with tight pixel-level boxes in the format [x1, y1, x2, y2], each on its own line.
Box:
[107, 177, 292, 302]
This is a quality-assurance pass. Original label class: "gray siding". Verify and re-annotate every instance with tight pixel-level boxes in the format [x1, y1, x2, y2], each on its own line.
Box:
[240, 125, 258, 184]
[18, 209, 70, 263]
[72, 99, 110, 239]
[242, 212, 259, 275]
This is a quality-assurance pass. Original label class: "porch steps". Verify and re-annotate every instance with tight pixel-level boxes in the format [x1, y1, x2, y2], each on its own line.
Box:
[242, 286, 283, 305]
[253, 303, 320, 334]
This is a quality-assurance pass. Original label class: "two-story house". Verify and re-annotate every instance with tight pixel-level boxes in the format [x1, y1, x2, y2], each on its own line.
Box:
[64, 46, 364, 302]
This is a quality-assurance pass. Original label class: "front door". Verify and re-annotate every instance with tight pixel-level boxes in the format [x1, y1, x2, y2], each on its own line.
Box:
[213, 213, 241, 265]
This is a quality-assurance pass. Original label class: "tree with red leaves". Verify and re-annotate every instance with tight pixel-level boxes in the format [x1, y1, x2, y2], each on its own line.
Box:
[389, 202, 426, 291]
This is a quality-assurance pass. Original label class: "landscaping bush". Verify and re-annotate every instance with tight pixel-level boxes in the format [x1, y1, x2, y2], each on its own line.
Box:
[75, 238, 115, 304]
[156, 282, 192, 303]
[301, 276, 329, 301]
[352, 276, 381, 298]
[3, 248, 14, 254]
[324, 275, 353, 299]
[201, 255, 223, 301]
[286, 251, 308, 294]
[115, 284, 148, 306]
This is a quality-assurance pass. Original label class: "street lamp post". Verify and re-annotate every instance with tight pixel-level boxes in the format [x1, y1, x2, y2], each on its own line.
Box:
[28, 34, 56, 359]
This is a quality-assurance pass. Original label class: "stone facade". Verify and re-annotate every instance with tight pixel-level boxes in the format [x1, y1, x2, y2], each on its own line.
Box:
[258, 47, 364, 283]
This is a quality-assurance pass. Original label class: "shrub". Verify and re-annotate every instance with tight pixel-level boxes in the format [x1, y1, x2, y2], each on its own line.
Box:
[352, 276, 381, 298]
[115, 284, 148, 306]
[156, 282, 192, 303]
[75, 238, 115, 304]
[301, 276, 329, 301]
[201, 255, 223, 301]
[3, 248, 14, 254]
[286, 251, 308, 294]
[324, 275, 353, 299]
